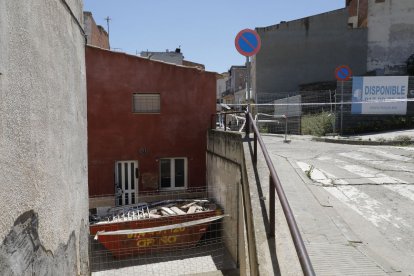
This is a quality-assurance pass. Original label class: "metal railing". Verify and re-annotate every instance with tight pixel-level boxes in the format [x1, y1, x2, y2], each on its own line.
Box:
[211, 111, 246, 131]
[245, 111, 315, 276]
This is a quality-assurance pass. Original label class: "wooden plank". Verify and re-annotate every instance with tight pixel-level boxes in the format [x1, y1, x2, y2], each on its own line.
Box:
[181, 201, 197, 209]
[161, 210, 170, 216]
[160, 207, 175, 215]
[187, 206, 198, 214]
[149, 213, 162, 219]
[170, 206, 186, 215]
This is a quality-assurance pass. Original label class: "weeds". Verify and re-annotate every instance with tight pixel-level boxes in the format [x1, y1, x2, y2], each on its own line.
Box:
[393, 135, 412, 146]
[305, 165, 314, 179]
[301, 112, 334, 136]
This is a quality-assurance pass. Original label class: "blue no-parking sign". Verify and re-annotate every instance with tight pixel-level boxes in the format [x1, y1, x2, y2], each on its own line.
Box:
[335, 65, 352, 81]
[235, 29, 261, 57]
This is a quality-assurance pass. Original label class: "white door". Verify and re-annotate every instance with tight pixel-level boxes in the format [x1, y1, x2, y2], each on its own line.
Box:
[115, 160, 138, 206]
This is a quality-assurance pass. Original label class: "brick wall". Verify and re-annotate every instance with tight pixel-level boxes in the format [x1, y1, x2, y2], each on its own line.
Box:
[347, 0, 368, 27]
[83, 12, 110, 49]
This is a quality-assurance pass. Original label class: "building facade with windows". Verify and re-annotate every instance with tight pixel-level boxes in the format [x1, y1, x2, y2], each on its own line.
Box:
[86, 45, 216, 207]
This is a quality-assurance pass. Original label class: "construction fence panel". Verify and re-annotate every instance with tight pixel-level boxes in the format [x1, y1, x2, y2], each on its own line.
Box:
[88, 189, 238, 275]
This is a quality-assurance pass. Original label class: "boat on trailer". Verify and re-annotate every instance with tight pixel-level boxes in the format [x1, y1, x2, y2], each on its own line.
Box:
[89, 199, 224, 258]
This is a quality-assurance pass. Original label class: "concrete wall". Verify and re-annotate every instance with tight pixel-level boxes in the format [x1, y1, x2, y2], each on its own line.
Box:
[87, 46, 216, 197]
[206, 130, 249, 275]
[254, 8, 367, 100]
[0, 0, 88, 275]
[367, 0, 414, 75]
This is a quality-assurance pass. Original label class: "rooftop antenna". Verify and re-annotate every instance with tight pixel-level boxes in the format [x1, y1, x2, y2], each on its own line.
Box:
[104, 16, 111, 49]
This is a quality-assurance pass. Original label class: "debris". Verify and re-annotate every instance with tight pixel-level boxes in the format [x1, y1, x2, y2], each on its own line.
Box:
[187, 206, 198, 214]
[160, 207, 176, 215]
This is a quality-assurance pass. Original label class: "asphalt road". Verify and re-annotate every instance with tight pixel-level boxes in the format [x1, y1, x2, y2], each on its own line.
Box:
[262, 135, 414, 275]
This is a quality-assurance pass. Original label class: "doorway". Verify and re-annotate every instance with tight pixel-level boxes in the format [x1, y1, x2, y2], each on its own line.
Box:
[115, 160, 138, 206]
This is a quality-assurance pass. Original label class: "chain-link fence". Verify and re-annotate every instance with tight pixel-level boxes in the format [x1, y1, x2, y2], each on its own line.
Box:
[220, 78, 414, 137]
[88, 189, 238, 275]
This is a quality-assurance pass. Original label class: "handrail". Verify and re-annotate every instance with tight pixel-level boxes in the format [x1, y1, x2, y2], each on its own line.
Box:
[246, 111, 315, 276]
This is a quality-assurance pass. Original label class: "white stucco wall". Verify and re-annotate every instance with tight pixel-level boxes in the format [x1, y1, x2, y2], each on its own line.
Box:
[367, 0, 414, 74]
[0, 0, 88, 274]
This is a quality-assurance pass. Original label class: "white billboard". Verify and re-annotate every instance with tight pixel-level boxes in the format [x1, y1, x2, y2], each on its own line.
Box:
[351, 76, 408, 115]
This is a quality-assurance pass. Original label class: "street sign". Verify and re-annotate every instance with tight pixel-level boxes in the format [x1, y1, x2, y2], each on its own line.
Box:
[235, 29, 261, 57]
[335, 65, 352, 81]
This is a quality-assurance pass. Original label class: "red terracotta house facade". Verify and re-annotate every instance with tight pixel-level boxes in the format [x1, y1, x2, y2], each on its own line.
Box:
[86, 46, 216, 207]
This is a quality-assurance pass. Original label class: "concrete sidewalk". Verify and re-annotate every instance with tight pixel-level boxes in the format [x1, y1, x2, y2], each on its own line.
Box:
[245, 137, 396, 275]
[264, 128, 414, 146]
[314, 129, 414, 146]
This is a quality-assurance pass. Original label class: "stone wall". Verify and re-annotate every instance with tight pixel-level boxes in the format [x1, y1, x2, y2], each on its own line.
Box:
[0, 0, 88, 274]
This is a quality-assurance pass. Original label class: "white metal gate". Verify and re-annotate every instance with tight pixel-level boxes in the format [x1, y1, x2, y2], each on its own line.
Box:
[115, 160, 138, 206]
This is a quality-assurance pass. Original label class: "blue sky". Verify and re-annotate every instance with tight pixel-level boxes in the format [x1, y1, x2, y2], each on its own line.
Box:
[84, 0, 345, 73]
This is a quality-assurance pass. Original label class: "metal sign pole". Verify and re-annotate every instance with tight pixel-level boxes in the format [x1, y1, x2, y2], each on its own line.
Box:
[335, 65, 352, 136]
[333, 90, 336, 134]
[340, 81, 344, 136]
[246, 56, 251, 112]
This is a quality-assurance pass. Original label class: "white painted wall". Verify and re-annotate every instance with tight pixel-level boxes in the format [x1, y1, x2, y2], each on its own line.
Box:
[140, 51, 184, 65]
[0, 0, 88, 274]
[367, 0, 414, 74]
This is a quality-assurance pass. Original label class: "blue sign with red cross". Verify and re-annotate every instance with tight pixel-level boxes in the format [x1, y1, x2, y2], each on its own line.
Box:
[335, 65, 352, 81]
[235, 29, 261, 57]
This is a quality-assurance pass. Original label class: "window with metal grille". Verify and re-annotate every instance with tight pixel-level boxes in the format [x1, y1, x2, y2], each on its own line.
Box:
[132, 93, 160, 113]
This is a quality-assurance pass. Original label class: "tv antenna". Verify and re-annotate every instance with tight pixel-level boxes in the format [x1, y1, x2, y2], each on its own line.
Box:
[104, 16, 111, 38]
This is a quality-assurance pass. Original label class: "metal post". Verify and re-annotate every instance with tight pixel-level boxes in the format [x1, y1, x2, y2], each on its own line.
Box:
[105, 16, 111, 50]
[245, 112, 250, 137]
[224, 114, 227, 131]
[269, 174, 275, 237]
[246, 56, 251, 112]
[284, 115, 288, 142]
[331, 90, 336, 134]
[285, 95, 290, 142]
[340, 81, 344, 136]
[334, 90, 337, 134]
[253, 131, 257, 164]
